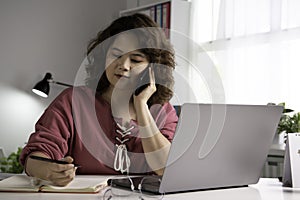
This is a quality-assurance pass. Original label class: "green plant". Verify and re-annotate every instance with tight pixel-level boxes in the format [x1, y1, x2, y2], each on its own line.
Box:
[0, 147, 24, 173]
[277, 102, 300, 134]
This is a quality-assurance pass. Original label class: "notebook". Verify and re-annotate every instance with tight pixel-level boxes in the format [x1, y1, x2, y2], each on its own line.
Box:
[0, 174, 108, 193]
[111, 103, 283, 194]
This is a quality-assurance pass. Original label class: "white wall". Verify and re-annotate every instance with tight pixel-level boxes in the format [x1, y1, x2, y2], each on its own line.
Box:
[0, 0, 126, 156]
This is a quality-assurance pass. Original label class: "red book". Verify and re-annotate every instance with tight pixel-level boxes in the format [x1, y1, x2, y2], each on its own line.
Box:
[162, 2, 171, 38]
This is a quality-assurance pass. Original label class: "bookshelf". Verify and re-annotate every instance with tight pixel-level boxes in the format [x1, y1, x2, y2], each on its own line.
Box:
[120, 0, 192, 104]
[120, 0, 172, 38]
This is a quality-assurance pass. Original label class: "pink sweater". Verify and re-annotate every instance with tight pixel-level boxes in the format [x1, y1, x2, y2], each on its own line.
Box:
[20, 86, 178, 175]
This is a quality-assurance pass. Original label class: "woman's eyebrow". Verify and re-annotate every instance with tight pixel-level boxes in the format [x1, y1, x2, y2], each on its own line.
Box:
[111, 47, 146, 58]
[111, 47, 123, 53]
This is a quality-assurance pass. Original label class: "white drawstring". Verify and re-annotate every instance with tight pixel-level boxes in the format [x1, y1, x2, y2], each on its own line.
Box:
[114, 123, 135, 174]
[116, 123, 134, 137]
[115, 137, 129, 144]
[114, 144, 131, 174]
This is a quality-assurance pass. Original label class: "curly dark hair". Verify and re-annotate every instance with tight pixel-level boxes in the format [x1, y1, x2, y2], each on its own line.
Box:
[85, 13, 175, 106]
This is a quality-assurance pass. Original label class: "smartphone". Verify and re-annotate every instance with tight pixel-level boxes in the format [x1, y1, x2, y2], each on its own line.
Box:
[134, 67, 151, 96]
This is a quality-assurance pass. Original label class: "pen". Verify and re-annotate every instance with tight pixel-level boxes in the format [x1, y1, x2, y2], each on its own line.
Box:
[29, 155, 81, 167]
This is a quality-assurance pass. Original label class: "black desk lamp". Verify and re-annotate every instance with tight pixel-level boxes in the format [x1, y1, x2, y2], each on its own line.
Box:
[32, 72, 72, 98]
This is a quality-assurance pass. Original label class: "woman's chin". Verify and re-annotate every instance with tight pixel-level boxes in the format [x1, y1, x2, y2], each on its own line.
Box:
[114, 79, 135, 90]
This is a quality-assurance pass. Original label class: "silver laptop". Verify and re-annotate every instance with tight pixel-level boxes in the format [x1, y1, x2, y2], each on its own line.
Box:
[112, 103, 283, 194]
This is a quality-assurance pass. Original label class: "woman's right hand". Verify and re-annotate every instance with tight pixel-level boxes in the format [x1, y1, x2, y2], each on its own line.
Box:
[25, 152, 77, 186]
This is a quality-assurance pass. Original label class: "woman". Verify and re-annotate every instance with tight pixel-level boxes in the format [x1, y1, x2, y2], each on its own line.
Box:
[20, 13, 178, 186]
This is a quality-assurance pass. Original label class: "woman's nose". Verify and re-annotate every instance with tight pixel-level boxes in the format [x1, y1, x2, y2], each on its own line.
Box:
[117, 56, 131, 71]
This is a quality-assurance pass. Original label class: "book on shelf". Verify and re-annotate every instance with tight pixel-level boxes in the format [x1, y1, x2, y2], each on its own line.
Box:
[155, 4, 163, 27]
[150, 6, 156, 22]
[162, 2, 171, 38]
[0, 174, 108, 193]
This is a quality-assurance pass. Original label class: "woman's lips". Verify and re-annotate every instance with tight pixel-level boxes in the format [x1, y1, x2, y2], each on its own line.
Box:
[115, 74, 129, 79]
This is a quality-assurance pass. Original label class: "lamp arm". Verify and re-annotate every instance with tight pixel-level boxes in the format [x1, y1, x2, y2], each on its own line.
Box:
[50, 80, 73, 87]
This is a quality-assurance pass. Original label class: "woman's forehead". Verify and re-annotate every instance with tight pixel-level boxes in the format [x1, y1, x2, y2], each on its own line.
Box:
[109, 32, 142, 54]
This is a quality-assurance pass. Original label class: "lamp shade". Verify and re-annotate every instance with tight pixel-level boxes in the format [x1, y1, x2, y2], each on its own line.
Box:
[32, 73, 52, 98]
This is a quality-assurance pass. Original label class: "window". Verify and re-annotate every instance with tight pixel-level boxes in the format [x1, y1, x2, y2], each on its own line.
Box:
[189, 0, 300, 111]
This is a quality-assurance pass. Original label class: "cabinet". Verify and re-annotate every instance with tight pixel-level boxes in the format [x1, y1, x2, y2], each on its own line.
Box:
[120, 0, 192, 105]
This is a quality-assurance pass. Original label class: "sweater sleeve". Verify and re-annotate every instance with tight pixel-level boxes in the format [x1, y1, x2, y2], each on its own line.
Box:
[20, 88, 74, 166]
[150, 102, 179, 142]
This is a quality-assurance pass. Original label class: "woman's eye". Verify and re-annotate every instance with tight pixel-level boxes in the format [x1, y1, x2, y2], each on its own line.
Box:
[131, 59, 142, 63]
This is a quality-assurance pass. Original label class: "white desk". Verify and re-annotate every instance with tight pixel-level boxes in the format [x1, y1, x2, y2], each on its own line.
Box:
[1, 178, 300, 200]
